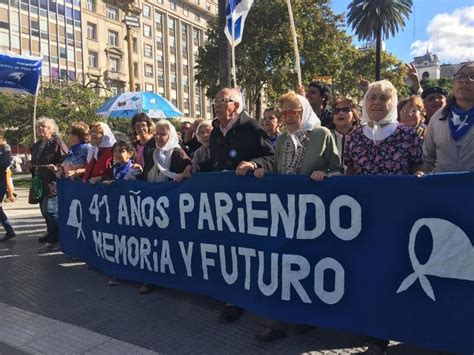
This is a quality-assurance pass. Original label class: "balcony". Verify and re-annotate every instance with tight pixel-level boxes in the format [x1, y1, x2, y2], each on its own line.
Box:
[104, 70, 127, 82]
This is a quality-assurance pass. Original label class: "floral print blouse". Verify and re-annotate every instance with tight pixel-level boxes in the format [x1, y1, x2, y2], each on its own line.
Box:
[343, 125, 423, 175]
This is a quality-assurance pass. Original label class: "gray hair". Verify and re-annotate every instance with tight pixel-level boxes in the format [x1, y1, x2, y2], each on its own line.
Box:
[195, 120, 213, 144]
[222, 87, 244, 114]
[36, 117, 59, 136]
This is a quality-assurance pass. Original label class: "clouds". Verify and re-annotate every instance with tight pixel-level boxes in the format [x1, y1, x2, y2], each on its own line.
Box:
[410, 6, 474, 63]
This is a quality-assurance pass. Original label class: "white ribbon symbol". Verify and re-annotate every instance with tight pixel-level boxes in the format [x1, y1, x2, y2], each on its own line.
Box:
[397, 218, 474, 301]
[66, 199, 86, 240]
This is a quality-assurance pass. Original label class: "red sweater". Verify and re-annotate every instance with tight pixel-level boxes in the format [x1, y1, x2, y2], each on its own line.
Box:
[83, 147, 113, 181]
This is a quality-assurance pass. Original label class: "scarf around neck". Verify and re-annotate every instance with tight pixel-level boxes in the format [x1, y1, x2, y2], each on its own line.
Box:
[448, 105, 474, 141]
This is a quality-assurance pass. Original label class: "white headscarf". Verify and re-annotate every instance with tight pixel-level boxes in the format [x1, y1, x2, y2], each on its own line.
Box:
[153, 120, 181, 181]
[287, 94, 321, 149]
[361, 80, 399, 142]
[87, 122, 116, 162]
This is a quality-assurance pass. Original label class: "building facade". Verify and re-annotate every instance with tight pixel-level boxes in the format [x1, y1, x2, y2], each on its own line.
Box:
[413, 52, 441, 81]
[0, 0, 217, 118]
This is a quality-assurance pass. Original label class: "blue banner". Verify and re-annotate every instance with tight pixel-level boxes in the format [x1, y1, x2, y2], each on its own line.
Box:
[0, 53, 42, 95]
[58, 172, 474, 353]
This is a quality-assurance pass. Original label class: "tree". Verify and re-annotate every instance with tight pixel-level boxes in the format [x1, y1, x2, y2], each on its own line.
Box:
[347, 0, 412, 81]
[0, 82, 106, 146]
[196, 0, 410, 115]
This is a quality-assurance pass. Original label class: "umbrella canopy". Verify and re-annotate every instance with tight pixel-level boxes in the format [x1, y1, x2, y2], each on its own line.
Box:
[96, 91, 182, 119]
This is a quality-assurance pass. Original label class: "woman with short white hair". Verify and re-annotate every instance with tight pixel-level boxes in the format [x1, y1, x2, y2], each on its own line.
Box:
[26, 117, 68, 253]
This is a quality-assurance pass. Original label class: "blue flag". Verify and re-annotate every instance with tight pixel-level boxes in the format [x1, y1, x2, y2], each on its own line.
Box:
[0, 52, 42, 95]
[225, 0, 254, 47]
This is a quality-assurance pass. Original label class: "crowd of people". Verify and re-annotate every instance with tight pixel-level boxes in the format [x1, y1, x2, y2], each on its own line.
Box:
[0, 62, 472, 354]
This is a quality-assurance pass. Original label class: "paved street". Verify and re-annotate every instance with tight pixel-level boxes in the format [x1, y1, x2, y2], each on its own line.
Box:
[0, 187, 450, 354]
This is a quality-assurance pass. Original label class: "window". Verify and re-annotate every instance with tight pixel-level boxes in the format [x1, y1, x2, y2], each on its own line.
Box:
[144, 64, 153, 77]
[108, 30, 118, 46]
[86, 0, 94, 11]
[87, 22, 96, 40]
[144, 44, 152, 58]
[106, 6, 118, 20]
[194, 0, 200, 4]
[195, 13, 200, 22]
[143, 24, 151, 38]
[88, 51, 98, 67]
[133, 62, 138, 77]
[132, 37, 138, 53]
[183, 7, 188, 16]
[143, 4, 150, 17]
[155, 11, 162, 24]
[169, 0, 176, 10]
[109, 57, 120, 72]
[145, 83, 154, 92]
[206, 2, 211, 11]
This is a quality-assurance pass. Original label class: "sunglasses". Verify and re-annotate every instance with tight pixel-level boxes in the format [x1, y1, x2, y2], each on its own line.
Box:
[334, 107, 351, 114]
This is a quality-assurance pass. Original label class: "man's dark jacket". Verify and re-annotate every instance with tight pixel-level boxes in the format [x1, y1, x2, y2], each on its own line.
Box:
[199, 111, 274, 172]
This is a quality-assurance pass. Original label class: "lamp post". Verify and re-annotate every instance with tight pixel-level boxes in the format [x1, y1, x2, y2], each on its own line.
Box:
[104, 0, 141, 92]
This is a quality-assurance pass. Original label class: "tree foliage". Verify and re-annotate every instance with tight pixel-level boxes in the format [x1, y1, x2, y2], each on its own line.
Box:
[196, 0, 410, 116]
[0, 82, 106, 146]
[347, 0, 412, 80]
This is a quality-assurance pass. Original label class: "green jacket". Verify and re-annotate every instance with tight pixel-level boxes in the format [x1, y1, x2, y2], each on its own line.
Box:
[273, 127, 343, 175]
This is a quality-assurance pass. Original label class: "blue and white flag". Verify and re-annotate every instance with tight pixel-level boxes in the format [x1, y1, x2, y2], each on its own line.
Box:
[224, 0, 254, 47]
[0, 52, 42, 95]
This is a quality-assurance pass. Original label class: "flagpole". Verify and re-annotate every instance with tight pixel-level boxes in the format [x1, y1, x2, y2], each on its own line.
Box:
[231, 12, 237, 87]
[32, 81, 40, 142]
[286, 0, 302, 87]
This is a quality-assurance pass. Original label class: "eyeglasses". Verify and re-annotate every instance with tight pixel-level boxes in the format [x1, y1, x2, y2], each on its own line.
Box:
[280, 109, 302, 117]
[333, 107, 351, 114]
[453, 72, 474, 82]
[212, 97, 235, 105]
[401, 108, 421, 116]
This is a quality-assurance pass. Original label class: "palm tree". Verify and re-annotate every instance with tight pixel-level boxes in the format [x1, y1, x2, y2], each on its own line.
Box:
[347, 0, 412, 81]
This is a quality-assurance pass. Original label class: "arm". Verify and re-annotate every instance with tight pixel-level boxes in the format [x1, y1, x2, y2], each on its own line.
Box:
[250, 129, 275, 172]
[419, 121, 437, 174]
[0, 144, 11, 173]
[323, 132, 344, 175]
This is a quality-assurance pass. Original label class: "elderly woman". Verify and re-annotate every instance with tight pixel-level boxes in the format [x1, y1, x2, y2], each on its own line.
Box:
[330, 97, 361, 169]
[28, 118, 68, 253]
[131, 113, 155, 179]
[147, 120, 191, 182]
[253, 92, 342, 342]
[255, 91, 342, 181]
[419, 63, 474, 175]
[192, 120, 212, 165]
[261, 107, 281, 146]
[398, 95, 427, 138]
[61, 122, 92, 179]
[0, 131, 15, 242]
[344, 80, 423, 177]
[343, 80, 423, 354]
[83, 122, 116, 184]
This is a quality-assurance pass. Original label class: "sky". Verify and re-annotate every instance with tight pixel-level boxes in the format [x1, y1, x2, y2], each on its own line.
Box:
[329, 0, 474, 64]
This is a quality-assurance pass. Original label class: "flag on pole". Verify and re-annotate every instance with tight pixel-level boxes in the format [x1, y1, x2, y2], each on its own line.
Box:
[224, 0, 254, 47]
[0, 52, 42, 95]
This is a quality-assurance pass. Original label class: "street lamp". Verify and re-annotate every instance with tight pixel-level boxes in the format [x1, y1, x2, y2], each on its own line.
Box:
[104, 0, 141, 92]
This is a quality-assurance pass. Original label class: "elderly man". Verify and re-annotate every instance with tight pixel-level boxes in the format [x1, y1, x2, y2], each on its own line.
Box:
[421, 87, 448, 124]
[189, 87, 273, 323]
[197, 87, 274, 174]
[419, 63, 474, 175]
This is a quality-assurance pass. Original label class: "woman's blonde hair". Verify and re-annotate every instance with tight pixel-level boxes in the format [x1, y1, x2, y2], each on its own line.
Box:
[278, 91, 302, 109]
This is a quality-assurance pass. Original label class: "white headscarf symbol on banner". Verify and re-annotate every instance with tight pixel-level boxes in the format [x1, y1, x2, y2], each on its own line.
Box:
[67, 199, 85, 240]
[397, 218, 474, 301]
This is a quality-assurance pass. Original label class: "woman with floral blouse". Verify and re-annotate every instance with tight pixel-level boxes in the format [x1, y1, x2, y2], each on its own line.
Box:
[343, 80, 423, 355]
[344, 80, 423, 177]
